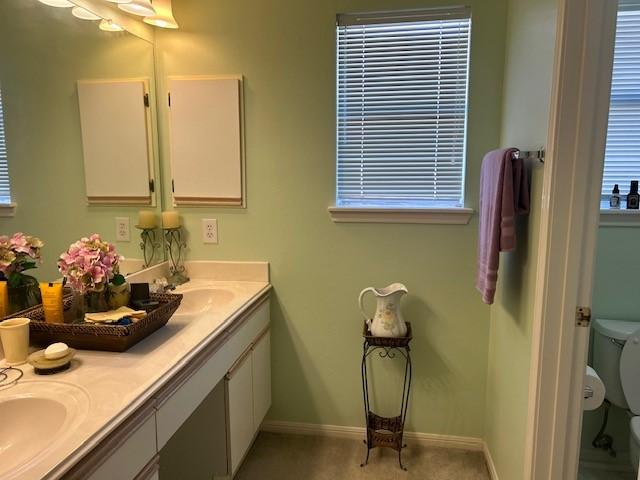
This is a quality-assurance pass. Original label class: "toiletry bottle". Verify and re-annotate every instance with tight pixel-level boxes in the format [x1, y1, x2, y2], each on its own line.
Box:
[610, 184, 621, 209]
[39, 282, 64, 324]
[0, 281, 7, 318]
[628, 181, 640, 209]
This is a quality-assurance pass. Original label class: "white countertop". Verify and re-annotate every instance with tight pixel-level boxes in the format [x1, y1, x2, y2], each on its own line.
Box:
[0, 261, 270, 480]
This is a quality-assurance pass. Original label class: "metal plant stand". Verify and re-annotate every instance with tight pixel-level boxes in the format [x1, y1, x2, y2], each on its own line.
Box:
[360, 322, 412, 471]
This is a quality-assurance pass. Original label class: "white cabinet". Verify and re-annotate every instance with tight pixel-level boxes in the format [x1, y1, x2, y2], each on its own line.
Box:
[63, 405, 157, 480]
[226, 348, 254, 474]
[168, 76, 245, 206]
[252, 330, 271, 429]
[67, 294, 271, 480]
[225, 328, 272, 477]
[77, 79, 155, 205]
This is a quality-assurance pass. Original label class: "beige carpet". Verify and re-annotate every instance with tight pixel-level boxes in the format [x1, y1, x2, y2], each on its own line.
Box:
[235, 432, 490, 480]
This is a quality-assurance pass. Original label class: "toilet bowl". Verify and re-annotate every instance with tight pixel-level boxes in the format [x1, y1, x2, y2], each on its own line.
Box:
[592, 318, 640, 470]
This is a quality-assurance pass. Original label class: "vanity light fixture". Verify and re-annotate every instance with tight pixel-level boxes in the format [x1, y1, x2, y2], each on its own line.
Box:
[71, 7, 101, 21]
[143, 0, 178, 29]
[37, 0, 73, 7]
[118, 0, 155, 17]
[99, 19, 125, 32]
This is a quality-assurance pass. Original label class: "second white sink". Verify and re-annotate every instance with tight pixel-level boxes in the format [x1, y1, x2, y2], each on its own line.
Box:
[174, 287, 236, 317]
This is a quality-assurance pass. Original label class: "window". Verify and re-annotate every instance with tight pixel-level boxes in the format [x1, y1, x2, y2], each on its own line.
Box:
[335, 8, 471, 210]
[0, 87, 11, 204]
[602, 2, 640, 202]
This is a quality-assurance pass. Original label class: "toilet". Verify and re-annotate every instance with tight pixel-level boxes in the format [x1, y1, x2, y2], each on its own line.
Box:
[592, 318, 640, 469]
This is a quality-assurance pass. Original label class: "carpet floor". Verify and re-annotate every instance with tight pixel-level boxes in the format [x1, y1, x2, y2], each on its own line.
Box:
[235, 432, 491, 480]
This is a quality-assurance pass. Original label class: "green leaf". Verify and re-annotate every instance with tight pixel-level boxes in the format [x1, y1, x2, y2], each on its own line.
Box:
[21, 262, 36, 272]
[111, 274, 126, 286]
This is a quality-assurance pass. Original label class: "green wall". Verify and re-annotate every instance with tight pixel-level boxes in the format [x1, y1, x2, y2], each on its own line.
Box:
[593, 227, 640, 320]
[155, 0, 508, 435]
[579, 228, 640, 466]
[484, 0, 557, 478]
[0, 0, 159, 280]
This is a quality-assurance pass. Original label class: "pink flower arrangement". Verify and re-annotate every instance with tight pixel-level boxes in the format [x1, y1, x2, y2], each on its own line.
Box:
[58, 234, 122, 294]
[0, 233, 44, 282]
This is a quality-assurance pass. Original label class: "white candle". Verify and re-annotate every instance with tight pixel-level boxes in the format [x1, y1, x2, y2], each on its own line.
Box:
[162, 211, 181, 229]
[138, 210, 157, 229]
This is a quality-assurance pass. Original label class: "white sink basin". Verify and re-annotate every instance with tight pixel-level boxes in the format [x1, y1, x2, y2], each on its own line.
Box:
[0, 381, 90, 479]
[174, 287, 235, 317]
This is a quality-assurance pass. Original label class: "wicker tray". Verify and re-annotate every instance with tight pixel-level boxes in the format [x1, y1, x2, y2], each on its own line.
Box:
[363, 322, 412, 347]
[7, 293, 182, 352]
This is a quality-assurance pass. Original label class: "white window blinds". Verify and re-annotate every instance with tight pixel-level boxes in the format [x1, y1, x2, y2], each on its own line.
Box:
[0, 87, 11, 204]
[336, 8, 471, 208]
[602, 2, 640, 198]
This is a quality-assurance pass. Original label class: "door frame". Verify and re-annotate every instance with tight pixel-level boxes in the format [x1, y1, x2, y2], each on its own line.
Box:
[524, 0, 618, 479]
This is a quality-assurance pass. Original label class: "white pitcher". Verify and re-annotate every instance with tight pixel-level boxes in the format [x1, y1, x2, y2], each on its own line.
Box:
[359, 283, 408, 337]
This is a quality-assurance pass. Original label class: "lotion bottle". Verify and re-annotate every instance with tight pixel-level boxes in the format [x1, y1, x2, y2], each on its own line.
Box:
[0, 281, 7, 318]
[39, 282, 64, 324]
[610, 184, 621, 209]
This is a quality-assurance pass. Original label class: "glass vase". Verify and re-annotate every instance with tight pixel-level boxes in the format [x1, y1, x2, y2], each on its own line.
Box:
[72, 284, 109, 322]
[7, 274, 42, 315]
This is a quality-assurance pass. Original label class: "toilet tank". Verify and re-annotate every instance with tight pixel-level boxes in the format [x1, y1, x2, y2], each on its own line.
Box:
[592, 319, 640, 409]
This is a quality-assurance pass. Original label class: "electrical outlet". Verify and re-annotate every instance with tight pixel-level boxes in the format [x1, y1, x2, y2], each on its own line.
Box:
[202, 218, 218, 244]
[116, 217, 130, 242]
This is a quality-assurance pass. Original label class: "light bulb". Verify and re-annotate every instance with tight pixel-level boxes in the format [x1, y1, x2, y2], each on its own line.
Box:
[38, 0, 74, 7]
[71, 7, 101, 21]
[143, 0, 179, 29]
[118, 0, 155, 16]
[99, 19, 125, 32]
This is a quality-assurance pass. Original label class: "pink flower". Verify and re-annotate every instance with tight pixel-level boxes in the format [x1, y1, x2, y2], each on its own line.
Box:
[0, 232, 44, 276]
[58, 234, 121, 294]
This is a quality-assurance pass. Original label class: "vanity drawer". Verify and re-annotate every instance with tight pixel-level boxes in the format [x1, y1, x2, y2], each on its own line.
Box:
[154, 296, 270, 450]
[64, 404, 157, 480]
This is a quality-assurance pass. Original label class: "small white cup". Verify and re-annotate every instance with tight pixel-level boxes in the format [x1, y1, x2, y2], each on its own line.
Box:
[0, 318, 30, 365]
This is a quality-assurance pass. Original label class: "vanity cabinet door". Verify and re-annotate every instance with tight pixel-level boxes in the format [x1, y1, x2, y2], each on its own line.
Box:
[226, 348, 254, 475]
[64, 405, 157, 480]
[168, 76, 244, 206]
[252, 329, 271, 429]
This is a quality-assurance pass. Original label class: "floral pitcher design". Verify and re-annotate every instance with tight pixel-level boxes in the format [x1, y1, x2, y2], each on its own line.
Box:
[359, 283, 408, 338]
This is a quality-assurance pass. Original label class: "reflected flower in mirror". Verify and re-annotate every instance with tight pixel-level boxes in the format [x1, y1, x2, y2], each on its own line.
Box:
[0, 233, 44, 313]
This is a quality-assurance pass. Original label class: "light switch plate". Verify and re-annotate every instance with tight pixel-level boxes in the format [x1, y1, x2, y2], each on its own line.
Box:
[116, 217, 130, 242]
[202, 218, 218, 244]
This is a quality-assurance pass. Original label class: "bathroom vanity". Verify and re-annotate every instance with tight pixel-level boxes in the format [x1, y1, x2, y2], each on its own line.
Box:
[0, 261, 271, 480]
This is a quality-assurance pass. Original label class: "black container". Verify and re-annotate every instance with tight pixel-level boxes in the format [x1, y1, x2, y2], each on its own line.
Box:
[628, 181, 640, 209]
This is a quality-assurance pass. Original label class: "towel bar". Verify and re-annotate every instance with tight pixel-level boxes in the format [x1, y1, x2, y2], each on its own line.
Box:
[513, 148, 545, 163]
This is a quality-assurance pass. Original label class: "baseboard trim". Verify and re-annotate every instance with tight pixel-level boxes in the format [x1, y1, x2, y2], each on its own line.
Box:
[483, 442, 499, 480]
[261, 420, 483, 451]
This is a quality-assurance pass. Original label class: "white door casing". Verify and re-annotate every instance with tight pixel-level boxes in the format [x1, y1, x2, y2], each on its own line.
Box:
[525, 0, 618, 479]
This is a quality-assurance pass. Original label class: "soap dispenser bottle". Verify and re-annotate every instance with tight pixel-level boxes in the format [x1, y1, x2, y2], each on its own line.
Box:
[627, 180, 640, 209]
[610, 184, 621, 209]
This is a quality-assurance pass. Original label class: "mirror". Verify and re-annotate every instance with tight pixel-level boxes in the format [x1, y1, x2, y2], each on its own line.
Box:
[0, 0, 165, 283]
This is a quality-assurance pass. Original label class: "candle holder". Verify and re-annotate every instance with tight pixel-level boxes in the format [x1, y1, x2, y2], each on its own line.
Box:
[135, 226, 161, 268]
[163, 227, 189, 285]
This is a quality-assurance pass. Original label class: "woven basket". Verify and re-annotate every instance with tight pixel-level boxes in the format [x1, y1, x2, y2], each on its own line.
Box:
[8, 293, 182, 352]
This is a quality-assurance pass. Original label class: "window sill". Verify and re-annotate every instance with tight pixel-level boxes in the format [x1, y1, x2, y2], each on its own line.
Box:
[328, 206, 474, 225]
[0, 203, 16, 217]
[600, 209, 640, 227]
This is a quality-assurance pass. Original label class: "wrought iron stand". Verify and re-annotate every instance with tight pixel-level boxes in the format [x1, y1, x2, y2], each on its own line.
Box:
[361, 322, 412, 471]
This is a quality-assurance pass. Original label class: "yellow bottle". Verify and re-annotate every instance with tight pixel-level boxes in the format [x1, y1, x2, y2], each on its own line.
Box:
[0, 281, 7, 318]
[39, 282, 64, 324]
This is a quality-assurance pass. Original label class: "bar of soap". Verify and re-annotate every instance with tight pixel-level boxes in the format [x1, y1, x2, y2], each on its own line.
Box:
[44, 342, 69, 360]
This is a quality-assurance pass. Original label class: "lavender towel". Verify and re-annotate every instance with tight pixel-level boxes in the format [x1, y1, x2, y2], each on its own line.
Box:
[476, 148, 530, 305]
